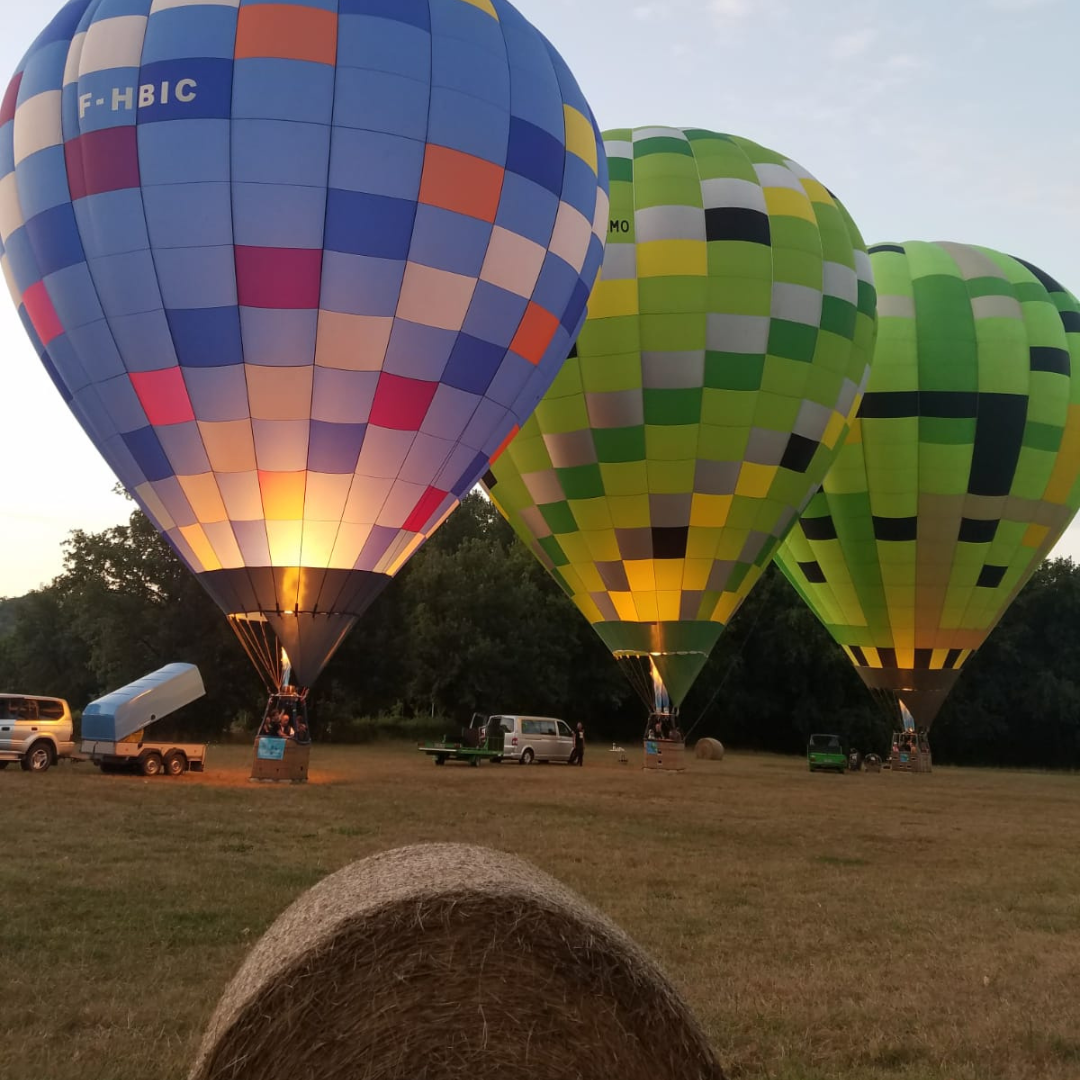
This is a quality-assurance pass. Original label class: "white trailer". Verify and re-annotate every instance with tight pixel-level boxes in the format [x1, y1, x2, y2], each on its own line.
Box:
[80, 664, 208, 777]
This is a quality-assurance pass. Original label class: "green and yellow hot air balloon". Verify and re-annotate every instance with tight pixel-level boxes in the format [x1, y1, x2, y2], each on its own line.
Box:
[777, 242, 1080, 729]
[483, 127, 877, 714]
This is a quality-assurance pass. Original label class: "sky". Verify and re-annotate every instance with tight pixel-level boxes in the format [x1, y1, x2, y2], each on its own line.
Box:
[1, 0, 1078, 596]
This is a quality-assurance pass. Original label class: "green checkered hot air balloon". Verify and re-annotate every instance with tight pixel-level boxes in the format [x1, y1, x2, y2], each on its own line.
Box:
[776, 241, 1080, 729]
[482, 127, 878, 713]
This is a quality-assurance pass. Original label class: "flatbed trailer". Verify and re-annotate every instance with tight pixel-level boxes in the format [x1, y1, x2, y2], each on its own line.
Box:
[418, 742, 503, 766]
[81, 738, 206, 776]
[419, 714, 505, 766]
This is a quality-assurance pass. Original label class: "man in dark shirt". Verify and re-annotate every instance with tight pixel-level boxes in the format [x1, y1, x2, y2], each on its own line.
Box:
[569, 722, 585, 766]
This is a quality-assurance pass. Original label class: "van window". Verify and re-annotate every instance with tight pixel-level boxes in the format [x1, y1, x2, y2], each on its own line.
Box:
[17, 700, 38, 721]
[540, 720, 558, 736]
[37, 700, 66, 721]
[495, 717, 515, 733]
[521, 719, 543, 735]
[557, 721, 572, 738]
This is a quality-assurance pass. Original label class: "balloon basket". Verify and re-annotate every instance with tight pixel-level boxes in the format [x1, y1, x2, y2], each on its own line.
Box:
[643, 739, 686, 772]
[250, 737, 311, 783]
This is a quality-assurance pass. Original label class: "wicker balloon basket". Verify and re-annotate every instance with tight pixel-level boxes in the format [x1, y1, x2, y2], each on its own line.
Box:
[250, 737, 311, 783]
[643, 739, 686, 772]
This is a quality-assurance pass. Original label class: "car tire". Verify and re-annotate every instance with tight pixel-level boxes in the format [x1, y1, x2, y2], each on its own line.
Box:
[22, 743, 54, 773]
[520, 748, 535, 765]
[140, 751, 164, 777]
[163, 750, 187, 777]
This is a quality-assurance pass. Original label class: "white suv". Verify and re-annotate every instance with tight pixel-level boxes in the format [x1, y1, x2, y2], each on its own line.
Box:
[494, 715, 575, 765]
[0, 695, 75, 773]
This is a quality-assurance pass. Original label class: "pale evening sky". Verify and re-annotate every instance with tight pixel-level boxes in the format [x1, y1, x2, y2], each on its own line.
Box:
[1, 0, 1077, 596]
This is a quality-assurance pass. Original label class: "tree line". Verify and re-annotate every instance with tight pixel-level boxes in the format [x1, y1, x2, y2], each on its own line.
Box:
[1, 493, 1078, 768]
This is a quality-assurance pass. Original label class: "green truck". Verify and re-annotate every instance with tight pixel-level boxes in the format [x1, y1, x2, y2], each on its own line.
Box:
[807, 733, 846, 773]
[419, 714, 506, 766]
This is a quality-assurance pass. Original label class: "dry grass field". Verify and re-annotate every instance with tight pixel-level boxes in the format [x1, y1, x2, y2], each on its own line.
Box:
[1, 744, 1078, 1080]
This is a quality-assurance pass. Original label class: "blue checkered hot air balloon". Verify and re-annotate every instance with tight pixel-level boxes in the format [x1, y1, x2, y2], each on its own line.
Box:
[0, 0, 608, 687]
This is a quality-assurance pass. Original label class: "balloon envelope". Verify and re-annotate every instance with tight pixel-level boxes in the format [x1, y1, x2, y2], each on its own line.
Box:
[483, 128, 877, 707]
[1, 0, 608, 686]
[777, 242, 1080, 727]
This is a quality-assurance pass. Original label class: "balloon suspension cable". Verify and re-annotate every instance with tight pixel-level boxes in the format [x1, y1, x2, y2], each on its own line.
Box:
[869, 685, 901, 728]
[683, 595, 770, 743]
[614, 653, 659, 714]
[228, 615, 284, 694]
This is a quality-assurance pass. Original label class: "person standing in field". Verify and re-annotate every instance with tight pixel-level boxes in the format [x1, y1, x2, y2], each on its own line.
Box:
[569, 722, 585, 766]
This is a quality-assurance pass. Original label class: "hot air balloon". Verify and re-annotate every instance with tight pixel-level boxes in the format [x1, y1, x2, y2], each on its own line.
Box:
[0, 0, 609, 693]
[482, 127, 877, 726]
[776, 242, 1080, 731]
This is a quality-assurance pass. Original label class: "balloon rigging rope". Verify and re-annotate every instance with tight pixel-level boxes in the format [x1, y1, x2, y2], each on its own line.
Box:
[228, 617, 282, 695]
[616, 655, 657, 714]
[682, 594, 770, 743]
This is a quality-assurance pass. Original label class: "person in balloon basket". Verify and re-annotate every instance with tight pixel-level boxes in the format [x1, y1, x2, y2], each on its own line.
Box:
[278, 709, 296, 739]
[568, 722, 585, 766]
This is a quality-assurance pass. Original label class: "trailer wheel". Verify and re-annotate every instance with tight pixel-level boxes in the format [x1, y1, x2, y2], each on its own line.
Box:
[22, 743, 54, 773]
[139, 751, 164, 777]
[163, 750, 187, 777]
[469, 756, 479, 767]
[434, 755, 447, 766]
[0, 761, 9, 770]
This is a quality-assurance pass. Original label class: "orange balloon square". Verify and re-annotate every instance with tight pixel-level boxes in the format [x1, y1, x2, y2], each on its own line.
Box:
[235, 4, 338, 66]
[419, 145, 503, 223]
[510, 302, 560, 365]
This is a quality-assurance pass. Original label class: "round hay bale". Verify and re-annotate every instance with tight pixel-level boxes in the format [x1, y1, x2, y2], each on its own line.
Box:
[694, 738, 725, 761]
[191, 843, 724, 1080]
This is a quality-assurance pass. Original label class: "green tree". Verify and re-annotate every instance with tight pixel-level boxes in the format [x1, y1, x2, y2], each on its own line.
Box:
[0, 586, 95, 706]
[933, 558, 1080, 768]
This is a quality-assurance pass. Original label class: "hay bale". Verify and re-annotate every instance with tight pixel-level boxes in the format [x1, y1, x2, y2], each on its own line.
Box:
[695, 738, 725, 761]
[191, 843, 724, 1080]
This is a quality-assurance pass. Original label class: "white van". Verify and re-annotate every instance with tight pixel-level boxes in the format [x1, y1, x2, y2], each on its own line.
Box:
[0, 695, 75, 772]
[493, 715, 575, 765]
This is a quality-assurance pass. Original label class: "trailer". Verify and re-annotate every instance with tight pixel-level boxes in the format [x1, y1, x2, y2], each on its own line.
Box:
[80, 664, 208, 777]
[419, 714, 505, 766]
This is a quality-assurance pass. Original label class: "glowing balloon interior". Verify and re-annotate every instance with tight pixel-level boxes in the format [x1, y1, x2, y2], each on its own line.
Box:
[0, 0, 609, 687]
[777, 242, 1080, 728]
[484, 128, 877, 708]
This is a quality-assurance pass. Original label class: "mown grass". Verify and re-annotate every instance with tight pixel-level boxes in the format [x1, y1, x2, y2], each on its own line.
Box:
[1, 745, 1078, 1079]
